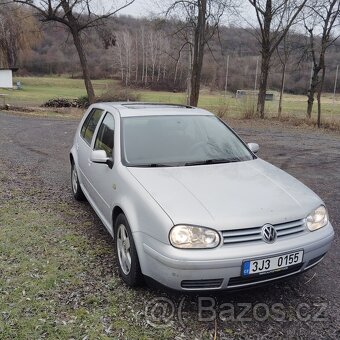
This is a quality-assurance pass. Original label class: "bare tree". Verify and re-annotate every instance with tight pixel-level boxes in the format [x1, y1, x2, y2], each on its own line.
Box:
[303, 0, 340, 126]
[0, 4, 40, 67]
[166, 0, 234, 106]
[123, 30, 132, 86]
[11, 0, 135, 103]
[248, 0, 308, 118]
[276, 32, 301, 117]
[115, 35, 125, 81]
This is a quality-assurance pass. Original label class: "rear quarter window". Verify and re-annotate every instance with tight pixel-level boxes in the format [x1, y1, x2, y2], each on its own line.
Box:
[80, 108, 104, 145]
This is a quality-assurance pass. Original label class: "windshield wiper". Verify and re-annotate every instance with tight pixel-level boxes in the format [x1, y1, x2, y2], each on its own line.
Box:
[130, 163, 174, 167]
[184, 158, 241, 166]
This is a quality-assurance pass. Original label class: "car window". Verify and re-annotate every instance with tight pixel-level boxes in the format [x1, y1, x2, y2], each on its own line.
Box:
[94, 113, 115, 158]
[121, 115, 254, 166]
[80, 108, 104, 145]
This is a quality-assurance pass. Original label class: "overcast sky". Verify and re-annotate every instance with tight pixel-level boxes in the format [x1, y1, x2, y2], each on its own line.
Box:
[114, 0, 153, 17]
[105, 1, 313, 34]
[97, 0, 252, 26]
[99, 0, 316, 35]
[96, 0, 162, 17]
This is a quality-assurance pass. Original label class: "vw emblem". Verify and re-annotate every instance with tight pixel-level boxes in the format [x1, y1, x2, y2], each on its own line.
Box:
[261, 224, 277, 243]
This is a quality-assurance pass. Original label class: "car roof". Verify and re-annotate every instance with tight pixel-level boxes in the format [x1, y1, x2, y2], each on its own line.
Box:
[91, 102, 214, 117]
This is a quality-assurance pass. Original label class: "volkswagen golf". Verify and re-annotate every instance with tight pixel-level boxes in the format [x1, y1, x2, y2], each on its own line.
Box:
[70, 102, 334, 290]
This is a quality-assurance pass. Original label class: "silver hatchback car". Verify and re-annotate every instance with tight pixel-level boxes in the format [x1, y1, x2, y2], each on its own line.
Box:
[70, 102, 334, 291]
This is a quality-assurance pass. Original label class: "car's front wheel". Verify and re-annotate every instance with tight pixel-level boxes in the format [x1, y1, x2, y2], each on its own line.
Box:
[71, 162, 85, 201]
[114, 213, 143, 287]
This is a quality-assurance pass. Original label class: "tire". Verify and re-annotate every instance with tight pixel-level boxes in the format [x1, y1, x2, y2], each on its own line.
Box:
[71, 162, 85, 201]
[114, 213, 143, 287]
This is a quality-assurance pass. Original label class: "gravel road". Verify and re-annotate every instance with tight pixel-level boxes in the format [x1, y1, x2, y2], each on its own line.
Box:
[0, 111, 339, 339]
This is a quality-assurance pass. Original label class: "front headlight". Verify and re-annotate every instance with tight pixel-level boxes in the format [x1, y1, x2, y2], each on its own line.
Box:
[306, 205, 328, 231]
[169, 225, 220, 249]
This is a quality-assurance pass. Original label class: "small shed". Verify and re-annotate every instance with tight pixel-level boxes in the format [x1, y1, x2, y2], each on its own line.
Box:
[0, 67, 18, 88]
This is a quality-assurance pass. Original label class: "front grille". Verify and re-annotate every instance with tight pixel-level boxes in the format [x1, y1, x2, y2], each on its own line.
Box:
[228, 263, 303, 287]
[181, 278, 223, 289]
[222, 219, 305, 245]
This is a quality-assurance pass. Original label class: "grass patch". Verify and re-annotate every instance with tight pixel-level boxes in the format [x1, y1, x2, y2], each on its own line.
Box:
[136, 89, 340, 122]
[2, 77, 116, 107]
[1, 76, 339, 125]
[0, 173, 174, 339]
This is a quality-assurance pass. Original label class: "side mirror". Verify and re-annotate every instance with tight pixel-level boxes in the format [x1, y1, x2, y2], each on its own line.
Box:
[247, 143, 259, 154]
[90, 150, 113, 168]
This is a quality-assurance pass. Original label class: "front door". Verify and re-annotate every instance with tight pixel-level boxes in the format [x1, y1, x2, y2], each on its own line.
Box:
[87, 112, 116, 230]
[77, 108, 104, 194]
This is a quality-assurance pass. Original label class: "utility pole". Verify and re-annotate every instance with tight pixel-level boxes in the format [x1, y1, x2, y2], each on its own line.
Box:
[186, 5, 194, 105]
[224, 55, 229, 97]
[187, 42, 192, 105]
[333, 65, 339, 104]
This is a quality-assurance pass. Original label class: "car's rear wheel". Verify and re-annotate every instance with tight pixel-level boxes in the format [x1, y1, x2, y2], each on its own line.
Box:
[71, 162, 85, 201]
[114, 213, 143, 287]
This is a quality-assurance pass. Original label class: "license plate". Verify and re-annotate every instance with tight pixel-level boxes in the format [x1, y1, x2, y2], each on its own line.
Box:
[242, 250, 304, 277]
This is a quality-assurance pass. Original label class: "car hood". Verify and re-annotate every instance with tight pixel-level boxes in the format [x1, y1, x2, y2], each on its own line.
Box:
[127, 159, 322, 229]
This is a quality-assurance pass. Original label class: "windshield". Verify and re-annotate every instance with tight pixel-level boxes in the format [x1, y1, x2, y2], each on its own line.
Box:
[121, 115, 254, 167]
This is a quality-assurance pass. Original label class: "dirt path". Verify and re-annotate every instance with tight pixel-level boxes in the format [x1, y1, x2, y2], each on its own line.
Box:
[0, 112, 339, 339]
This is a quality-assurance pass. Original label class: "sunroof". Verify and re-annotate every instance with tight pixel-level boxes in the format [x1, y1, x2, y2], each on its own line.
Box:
[121, 103, 192, 109]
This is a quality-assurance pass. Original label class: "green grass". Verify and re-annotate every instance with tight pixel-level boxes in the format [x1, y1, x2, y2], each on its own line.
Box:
[0, 169, 174, 339]
[1, 76, 115, 106]
[139, 89, 340, 120]
[1, 76, 340, 121]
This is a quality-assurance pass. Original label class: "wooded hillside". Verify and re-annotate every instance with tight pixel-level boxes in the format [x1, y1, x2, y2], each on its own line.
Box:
[15, 14, 340, 95]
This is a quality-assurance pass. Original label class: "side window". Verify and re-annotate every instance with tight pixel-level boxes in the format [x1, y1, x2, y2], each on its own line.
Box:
[80, 108, 104, 145]
[94, 113, 115, 158]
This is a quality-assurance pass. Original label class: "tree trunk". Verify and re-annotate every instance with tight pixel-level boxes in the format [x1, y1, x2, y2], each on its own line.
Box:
[144, 43, 148, 85]
[278, 62, 286, 118]
[256, 0, 272, 118]
[135, 31, 138, 82]
[61, 0, 95, 104]
[71, 29, 95, 104]
[257, 52, 270, 118]
[157, 56, 161, 82]
[189, 0, 206, 107]
[307, 67, 320, 119]
[174, 56, 180, 84]
[141, 27, 145, 83]
[317, 65, 326, 128]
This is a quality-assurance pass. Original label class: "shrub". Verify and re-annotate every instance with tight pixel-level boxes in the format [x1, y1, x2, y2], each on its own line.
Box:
[214, 104, 229, 119]
[96, 89, 141, 103]
[42, 89, 141, 109]
[77, 95, 89, 108]
[42, 98, 79, 108]
[238, 96, 256, 119]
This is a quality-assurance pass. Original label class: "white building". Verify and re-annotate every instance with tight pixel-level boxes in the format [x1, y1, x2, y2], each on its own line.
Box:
[0, 68, 18, 88]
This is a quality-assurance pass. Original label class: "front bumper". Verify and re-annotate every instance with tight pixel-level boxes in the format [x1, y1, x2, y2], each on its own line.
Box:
[136, 222, 334, 291]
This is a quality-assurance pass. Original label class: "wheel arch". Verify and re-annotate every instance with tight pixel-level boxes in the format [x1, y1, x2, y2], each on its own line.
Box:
[112, 205, 125, 231]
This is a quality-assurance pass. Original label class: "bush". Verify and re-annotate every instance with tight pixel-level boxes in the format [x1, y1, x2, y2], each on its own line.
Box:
[42, 98, 80, 108]
[238, 96, 256, 119]
[42, 89, 141, 109]
[95, 89, 140, 102]
[214, 104, 229, 119]
[77, 95, 89, 108]
[131, 80, 186, 92]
